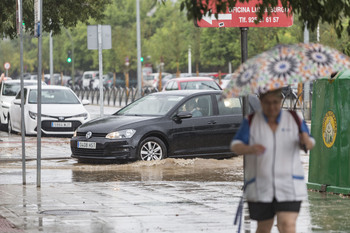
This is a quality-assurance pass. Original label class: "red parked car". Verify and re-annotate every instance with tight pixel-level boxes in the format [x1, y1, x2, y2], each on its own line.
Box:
[162, 77, 222, 91]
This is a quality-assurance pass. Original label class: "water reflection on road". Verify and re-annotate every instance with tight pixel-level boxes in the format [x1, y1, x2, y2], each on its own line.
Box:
[307, 191, 350, 232]
[71, 157, 244, 183]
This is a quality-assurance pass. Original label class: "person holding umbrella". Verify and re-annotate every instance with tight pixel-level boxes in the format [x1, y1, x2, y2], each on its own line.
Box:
[231, 88, 315, 233]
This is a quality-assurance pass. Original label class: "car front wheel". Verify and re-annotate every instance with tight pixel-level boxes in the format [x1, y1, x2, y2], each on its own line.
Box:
[7, 115, 12, 134]
[0, 117, 5, 131]
[138, 137, 167, 161]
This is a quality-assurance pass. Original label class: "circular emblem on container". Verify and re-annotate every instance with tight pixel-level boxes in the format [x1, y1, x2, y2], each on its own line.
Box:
[322, 111, 337, 148]
[86, 131, 92, 139]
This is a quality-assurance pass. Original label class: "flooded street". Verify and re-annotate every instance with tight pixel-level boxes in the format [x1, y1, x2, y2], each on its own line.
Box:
[0, 156, 244, 183]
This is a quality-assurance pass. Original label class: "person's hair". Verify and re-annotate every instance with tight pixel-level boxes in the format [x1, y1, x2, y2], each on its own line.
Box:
[259, 88, 283, 100]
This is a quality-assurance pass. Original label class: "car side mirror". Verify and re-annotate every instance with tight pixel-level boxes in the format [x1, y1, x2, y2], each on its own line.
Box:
[13, 99, 21, 105]
[81, 99, 90, 105]
[173, 111, 192, 123]
[177, 111, 193, 119]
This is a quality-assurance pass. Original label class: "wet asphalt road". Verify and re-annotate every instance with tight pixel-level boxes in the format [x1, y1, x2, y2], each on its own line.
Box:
[1, 104, 350, 232]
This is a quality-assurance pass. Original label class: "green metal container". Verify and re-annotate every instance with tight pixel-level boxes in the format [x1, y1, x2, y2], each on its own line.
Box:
[308, 70, 350, 194]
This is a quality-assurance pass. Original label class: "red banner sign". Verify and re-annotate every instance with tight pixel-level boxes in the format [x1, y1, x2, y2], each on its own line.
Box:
[196, 0, 293, 28]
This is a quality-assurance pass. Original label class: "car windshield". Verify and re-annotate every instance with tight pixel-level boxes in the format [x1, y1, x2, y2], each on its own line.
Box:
[223, 74, 232, 80]
[2, 82, 37, 96]
[180, 81, 220, 90]
[144, 75, 155, 81]
[115, 95, 184, 116]
[28, 89, 80, 104]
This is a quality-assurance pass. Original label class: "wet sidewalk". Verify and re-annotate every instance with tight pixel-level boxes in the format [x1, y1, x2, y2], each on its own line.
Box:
[2, 154, 350, 233]
[0, 180, 250, 233]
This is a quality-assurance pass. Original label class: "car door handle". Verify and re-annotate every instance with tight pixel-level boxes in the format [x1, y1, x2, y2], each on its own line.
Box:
[208, 120, 217, 125]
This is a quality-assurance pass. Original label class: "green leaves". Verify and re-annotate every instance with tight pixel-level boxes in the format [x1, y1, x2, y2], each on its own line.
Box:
[0, 0, 111, 39]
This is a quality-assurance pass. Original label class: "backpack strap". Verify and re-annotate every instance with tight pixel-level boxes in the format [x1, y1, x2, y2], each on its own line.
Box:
[288, 110, 307, 153]
[247, 113, 255, 126]
[288, 110, 302, 133]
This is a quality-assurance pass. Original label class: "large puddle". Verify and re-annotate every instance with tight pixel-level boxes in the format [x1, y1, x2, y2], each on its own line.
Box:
[71, 157, 244, 182]
[1, 157, 244, 183]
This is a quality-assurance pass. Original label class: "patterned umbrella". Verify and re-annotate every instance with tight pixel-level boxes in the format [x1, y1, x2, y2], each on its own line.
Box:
[223, 43, 350, 97]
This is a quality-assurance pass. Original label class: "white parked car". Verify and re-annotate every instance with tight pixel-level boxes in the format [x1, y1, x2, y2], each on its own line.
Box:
[8, 85, 90, 136]
[0, 80, 43, 129]
[143, 72, 170, 90]
[82, 71, 100, 89]
[220, 74, 232, 89]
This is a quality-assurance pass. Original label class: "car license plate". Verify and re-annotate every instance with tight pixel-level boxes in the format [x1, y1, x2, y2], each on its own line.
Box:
[51, 122, 72, 127]
[77, 141, 96, 149]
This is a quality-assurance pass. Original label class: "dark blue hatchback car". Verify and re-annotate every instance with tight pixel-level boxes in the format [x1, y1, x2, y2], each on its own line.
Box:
[70, 90, 260, 162]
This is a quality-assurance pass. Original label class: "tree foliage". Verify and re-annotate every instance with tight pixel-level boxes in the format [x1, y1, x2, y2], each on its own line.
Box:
[178, 0, 350, 37]
[0, 0, 110, 39]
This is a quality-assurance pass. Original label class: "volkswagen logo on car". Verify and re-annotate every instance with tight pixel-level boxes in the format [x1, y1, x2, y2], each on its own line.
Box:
[86, 131, 92, 139]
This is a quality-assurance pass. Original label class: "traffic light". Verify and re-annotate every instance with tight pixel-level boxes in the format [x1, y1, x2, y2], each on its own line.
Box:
[67, 50, 72, 63]
[140, 57, 144, 62]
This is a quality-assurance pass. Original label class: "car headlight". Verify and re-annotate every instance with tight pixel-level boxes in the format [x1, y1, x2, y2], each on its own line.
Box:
[73, 130, 77, 137]
[41, 113, 51, 118]
[74, 112, 89, 120]
[1, 103, 10, 109]
[29, 111, 37, 120]
[105, 129, 136, 139]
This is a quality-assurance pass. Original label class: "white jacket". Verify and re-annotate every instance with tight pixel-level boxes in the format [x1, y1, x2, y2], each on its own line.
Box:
[234, 110, 308, 202]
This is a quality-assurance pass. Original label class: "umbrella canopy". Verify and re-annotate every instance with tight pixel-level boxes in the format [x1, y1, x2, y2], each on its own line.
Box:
[223, 43, 350, 97]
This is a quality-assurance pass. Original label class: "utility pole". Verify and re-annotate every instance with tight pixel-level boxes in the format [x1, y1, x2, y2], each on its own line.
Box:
[18, 0, 26, 185]
[34, 0, 43, 188]
[136, 0, 142, 97]
[50, 31, 53, 83]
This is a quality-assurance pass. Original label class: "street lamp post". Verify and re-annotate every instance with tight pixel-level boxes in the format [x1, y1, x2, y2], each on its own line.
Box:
[136, 0, 142, 97]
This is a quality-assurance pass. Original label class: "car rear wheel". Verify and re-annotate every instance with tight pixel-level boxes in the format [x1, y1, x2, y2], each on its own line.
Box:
[138, 137, 167, 161]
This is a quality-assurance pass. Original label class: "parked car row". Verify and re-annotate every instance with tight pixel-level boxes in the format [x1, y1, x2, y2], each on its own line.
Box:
[162, 77, 222, 91]
[7, 85, 90, 136]
[80, 71, 137, 89]
[19, 73, 73, 86]
[144, 72, 227, 90]
[0, 79, 46, 130]
[0, 79, 90, 135]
